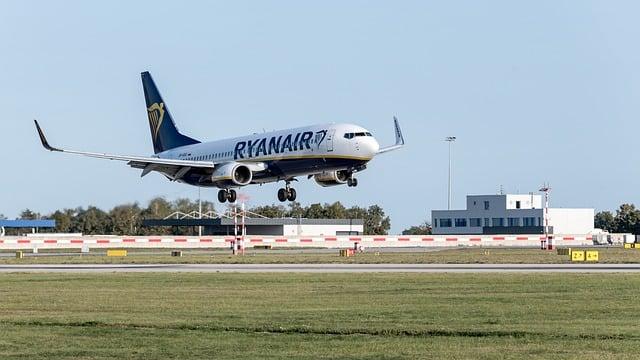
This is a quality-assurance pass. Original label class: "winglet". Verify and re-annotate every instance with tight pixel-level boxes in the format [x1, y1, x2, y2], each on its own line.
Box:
[376, 116, 405, 155]
[393, 116, 405, 146]
[34, 120, 62, 152]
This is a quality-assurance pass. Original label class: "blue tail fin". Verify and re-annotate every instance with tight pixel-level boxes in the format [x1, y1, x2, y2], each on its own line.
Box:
[141, 72, 200, 154]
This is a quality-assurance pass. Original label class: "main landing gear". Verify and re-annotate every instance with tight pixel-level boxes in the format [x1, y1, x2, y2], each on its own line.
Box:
[218, 189, 237, 203]
[277, 181, 297, 202]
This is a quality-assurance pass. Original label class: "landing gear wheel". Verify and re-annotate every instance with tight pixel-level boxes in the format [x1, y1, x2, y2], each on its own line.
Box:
[287, 188, 297, 201]
[227, 189, 237, 203]
[277, 188, 287, 202]
[347, 178, 358, 187]
[218, 190, 227, 203]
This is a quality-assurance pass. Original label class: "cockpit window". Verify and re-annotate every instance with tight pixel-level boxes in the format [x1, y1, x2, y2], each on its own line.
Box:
[344, 132, 372, 139]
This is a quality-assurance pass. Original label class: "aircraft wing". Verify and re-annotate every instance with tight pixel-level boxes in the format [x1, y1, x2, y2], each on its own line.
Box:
[34, 120, 214, 180]
[377, 116, 405, 154]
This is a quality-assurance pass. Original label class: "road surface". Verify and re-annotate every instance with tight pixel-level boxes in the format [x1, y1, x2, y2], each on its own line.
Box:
[0, 263, 639, 273]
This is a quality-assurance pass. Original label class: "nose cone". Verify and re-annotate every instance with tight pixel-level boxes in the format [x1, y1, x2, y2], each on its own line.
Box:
[362, 137, 380, 158]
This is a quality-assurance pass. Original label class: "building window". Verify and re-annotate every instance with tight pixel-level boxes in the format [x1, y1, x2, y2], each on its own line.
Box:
[484, 218, 490, 227]
[508, 217, 521, 227]
[470, 218, 481, 227]
[455, 218, 467, 227]
[434, 219, 438, 228]
[484, 201, 490, 210]
[440, 218, 452, 228]
[492, 218, 504, 227]
[523, 217, 537, 226]
[516, 201, 521, 209]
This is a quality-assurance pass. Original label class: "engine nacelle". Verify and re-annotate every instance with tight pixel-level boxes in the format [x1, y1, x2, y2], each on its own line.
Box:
[211, 162, 252, 187]
[313, 170, 350, 187]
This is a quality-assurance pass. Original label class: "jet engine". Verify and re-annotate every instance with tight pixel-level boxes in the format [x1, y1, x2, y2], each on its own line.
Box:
[313, 170, 350, 187]
[211, 162, 252, 187]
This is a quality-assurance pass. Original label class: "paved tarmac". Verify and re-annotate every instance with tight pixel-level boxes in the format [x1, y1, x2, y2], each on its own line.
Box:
[0, 263, 639, 273]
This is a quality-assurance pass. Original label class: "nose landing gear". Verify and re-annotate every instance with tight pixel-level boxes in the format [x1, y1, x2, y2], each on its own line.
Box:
[218, 189, 237, 203]
[347, 177, 358, 187]
[277, 181, 297, 202]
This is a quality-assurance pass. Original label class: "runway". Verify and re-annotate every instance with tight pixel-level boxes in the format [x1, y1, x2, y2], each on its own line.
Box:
[1, 263, 640, 273]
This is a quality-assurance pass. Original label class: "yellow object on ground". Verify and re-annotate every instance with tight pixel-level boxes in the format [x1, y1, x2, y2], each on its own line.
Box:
[571, 250, 585, 262]
[15, 251, 23, 259]
[107, 249, 127, 257]
[586, 251, 599, 262]
[339, 249, 355, 257]
[624, 243, 632, 249]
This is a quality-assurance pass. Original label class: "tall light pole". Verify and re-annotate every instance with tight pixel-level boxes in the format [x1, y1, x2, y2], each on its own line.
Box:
[445, 136, 456, 210]
[198, 186, 202, 237]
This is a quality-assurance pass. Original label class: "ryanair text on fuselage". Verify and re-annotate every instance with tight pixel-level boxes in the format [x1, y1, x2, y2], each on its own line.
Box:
[234, 130, 327, 160]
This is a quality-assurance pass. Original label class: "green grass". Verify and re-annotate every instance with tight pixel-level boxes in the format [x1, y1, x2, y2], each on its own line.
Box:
[0, 273, 638, 359]
[2, 247, 640, 264]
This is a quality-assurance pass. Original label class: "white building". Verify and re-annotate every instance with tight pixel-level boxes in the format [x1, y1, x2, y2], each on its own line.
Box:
[143, 218, 364, 236]
[431, 194, 594, 235]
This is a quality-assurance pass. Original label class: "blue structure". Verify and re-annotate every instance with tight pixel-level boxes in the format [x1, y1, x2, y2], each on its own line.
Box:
[0, 220, 56, 236]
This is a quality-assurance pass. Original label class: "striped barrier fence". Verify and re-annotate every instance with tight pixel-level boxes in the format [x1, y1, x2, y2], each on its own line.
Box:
[0, 234, 596, 250]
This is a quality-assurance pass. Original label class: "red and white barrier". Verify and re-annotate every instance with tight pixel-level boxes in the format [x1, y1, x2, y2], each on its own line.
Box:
[0, 234, 595, 250]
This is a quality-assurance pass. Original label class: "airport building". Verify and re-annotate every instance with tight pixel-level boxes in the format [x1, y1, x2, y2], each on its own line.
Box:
[431, 194, 594, 235]
[142, 217, 364, 236]
[0, 219, 56, 236]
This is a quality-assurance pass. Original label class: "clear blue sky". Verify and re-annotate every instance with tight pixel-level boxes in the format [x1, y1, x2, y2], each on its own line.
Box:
[1, 1, 639, 233]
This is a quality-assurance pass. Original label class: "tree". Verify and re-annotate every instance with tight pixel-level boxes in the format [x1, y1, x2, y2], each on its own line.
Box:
[594, 211, 615, 232]
[305, 203, 326, 218]
[19, 209, 41, 220]
[250, 204, 288, 218]
[0, 214, 6, 220]
[50, 209, 76, 233]
[287, 202, 305, 218]
[144, 197, 174, 219]
[613, 204, 640, 234]
[325, 202, 347, 219]
[109, 203, 142, 235]
[173, 198, 198, 215]
[362, 205, 391, 235]
[402, 221, 432, 235]
[75, 206, 109, 235]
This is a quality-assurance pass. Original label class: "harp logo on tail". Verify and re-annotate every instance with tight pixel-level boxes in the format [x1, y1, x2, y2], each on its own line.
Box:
[147, 102, 165, 141]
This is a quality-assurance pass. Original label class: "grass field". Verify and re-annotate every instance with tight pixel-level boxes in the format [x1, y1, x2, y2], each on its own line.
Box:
[1, 247, 639, 264]
[0, 273, 638, 359]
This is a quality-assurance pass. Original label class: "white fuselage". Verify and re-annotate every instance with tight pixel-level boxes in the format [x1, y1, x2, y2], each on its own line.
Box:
[157, 123, 380, 186]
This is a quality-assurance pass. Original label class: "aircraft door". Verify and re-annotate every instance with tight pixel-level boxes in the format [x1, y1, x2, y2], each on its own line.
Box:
[326, 129, 335, 152]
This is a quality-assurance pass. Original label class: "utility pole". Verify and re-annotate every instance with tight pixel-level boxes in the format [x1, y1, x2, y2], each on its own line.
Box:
[198, 186, 202, 237]
[445, 136, 456, 210]
[539, 184, 551, 250]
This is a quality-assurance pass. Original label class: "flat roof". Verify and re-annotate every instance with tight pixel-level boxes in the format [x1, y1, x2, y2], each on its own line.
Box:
[143, 218, 364, 227]
[0, 220, 56, 228]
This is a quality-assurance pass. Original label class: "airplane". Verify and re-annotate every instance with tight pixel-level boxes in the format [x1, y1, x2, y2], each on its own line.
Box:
[34, 71, 405, 203]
